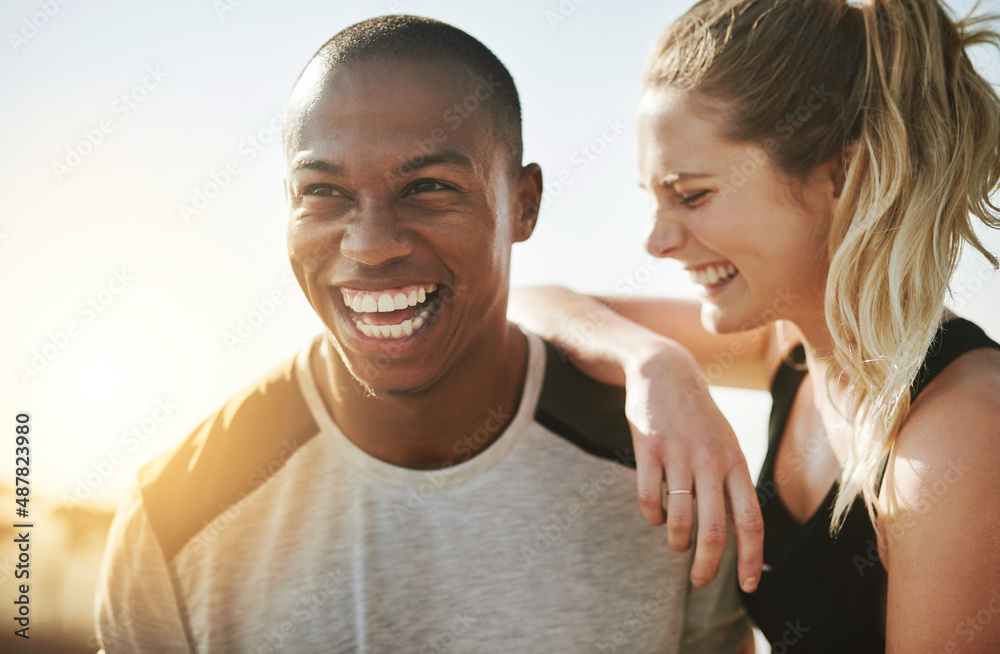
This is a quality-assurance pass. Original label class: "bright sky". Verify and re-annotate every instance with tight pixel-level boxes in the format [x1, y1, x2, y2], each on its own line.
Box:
[1, 0, 998, 511]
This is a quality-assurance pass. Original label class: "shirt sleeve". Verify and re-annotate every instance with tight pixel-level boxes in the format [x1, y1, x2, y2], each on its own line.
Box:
[678, 534, 754, 653]
[94, 480, 193, 653]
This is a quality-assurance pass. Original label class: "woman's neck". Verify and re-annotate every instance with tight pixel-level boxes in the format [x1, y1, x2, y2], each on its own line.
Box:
[791, 318, 853, 463]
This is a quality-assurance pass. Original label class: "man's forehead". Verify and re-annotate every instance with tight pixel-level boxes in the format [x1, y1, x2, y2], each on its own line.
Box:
[288, 58, 484, 129]
[284, 58, 499, 172]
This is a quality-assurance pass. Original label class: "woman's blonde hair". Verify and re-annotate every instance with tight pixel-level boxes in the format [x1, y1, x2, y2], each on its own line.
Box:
[644, 0, 1000, 531]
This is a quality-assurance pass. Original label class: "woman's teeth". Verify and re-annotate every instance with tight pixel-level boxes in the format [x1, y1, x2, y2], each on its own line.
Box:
[355, 306, 432, 339]
[690, 263, 738, 286]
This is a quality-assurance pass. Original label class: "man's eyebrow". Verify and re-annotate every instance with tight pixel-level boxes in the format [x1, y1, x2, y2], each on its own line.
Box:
[292, 158, 347, 176]
[290, 150, 474, 177]
[396, 149, 473, 176]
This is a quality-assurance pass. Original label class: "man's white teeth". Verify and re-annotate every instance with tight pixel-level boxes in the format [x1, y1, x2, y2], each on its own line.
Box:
[691, 263, 738, 286]
[342, 283, 438, 314]
[355, 306, 432, 340]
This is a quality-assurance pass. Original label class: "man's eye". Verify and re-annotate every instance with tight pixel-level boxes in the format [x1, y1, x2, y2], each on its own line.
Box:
[407, 180, 450, 195]
[303, 184, 344, 197]
[679, 190, 711, 206]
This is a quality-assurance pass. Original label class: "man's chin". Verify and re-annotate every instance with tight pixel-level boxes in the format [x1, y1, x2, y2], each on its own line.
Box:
[323, 324, 451, 398]
[341, 358, 447, 398]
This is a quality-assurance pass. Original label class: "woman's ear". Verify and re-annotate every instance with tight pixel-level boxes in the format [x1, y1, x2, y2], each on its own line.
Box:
[833, 141, 859, 199]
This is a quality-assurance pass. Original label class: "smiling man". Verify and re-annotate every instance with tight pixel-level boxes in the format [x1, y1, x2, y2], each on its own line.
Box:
[94, 15, 750, 653]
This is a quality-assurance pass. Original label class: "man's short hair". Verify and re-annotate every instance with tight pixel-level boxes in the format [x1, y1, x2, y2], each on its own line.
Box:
[295, 15, 523, 175]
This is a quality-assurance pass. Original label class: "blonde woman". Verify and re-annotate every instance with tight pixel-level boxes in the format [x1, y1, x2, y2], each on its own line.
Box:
[513, 0, 1000, 650]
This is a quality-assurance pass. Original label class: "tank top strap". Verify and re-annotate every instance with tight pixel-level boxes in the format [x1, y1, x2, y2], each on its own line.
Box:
[910, 318, 1000, 400]
[766, 344, 808, 453]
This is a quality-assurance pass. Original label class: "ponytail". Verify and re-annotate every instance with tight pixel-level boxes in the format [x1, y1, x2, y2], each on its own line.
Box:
[826, 0, 1000, 529]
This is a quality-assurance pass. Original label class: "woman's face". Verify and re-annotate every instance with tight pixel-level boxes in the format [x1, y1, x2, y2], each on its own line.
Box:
[637, 86, 836, 335]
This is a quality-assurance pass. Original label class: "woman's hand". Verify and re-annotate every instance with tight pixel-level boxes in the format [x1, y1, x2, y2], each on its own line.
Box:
[624, 345, 764, 593]
[510, 286, 766, 591]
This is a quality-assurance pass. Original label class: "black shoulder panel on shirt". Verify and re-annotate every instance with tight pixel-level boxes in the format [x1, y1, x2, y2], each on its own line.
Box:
[534, 339, 635, 468]
[138, 347, 318, 561]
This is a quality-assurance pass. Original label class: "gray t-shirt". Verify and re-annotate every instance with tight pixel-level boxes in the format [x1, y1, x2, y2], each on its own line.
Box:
[95, 330, 750, 653]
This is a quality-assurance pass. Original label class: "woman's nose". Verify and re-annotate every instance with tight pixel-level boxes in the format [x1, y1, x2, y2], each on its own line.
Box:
[644, 207, 686, 259]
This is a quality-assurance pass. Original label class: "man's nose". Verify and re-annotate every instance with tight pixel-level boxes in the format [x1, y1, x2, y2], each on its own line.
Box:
[340, 199, 414, 267]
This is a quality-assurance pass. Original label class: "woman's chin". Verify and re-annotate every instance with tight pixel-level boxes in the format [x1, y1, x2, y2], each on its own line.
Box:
[700, 304, 732, 335]
[700, 302, 753, 335]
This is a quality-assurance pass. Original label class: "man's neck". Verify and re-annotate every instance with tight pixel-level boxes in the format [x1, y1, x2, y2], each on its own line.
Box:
[311, 322, 529, 470]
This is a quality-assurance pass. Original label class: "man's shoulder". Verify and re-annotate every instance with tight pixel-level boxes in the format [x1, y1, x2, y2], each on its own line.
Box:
[533, 337, 635, 468]
[136, 343, 321, 561]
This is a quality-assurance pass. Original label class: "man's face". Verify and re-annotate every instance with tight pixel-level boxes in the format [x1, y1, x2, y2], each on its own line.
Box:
[285, 57, 538, 395]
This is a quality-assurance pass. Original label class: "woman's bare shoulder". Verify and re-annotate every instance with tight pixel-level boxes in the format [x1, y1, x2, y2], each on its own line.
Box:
[895, 345, 1000, 462]
[878, 346, 1000, 646]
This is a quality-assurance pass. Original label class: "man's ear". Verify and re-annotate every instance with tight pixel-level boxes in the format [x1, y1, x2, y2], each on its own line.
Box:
[512, 163, 543, 243]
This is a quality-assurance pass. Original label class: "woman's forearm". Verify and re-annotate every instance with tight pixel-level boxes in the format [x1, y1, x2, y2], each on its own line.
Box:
[512, 286, 777, 390]
[509, 285, 697, 386]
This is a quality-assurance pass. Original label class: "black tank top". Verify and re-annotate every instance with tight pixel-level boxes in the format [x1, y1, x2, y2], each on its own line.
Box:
[739, 318, 1000, 653]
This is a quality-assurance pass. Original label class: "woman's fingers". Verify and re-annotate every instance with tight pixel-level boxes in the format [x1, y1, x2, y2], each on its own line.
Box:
[690, 472, 728, 587]
[665, 464, 695, 552]
[726, 470, 764, 592]
[624, 367, 764, 590]
[635, 443, 666, 526]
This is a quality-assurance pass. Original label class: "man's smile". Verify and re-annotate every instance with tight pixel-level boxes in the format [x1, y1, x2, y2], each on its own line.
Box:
[336, 282, 442, 341]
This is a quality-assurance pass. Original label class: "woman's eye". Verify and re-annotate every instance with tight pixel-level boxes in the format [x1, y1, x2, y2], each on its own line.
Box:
[679, 190, 711, 206]
[407, 180, 450, 195]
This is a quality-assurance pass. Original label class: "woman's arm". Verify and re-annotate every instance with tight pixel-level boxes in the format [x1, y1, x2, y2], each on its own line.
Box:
[511, 287, 778, 389]
[509, 285, 770, 593]
[881, 349, 1000, 652]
